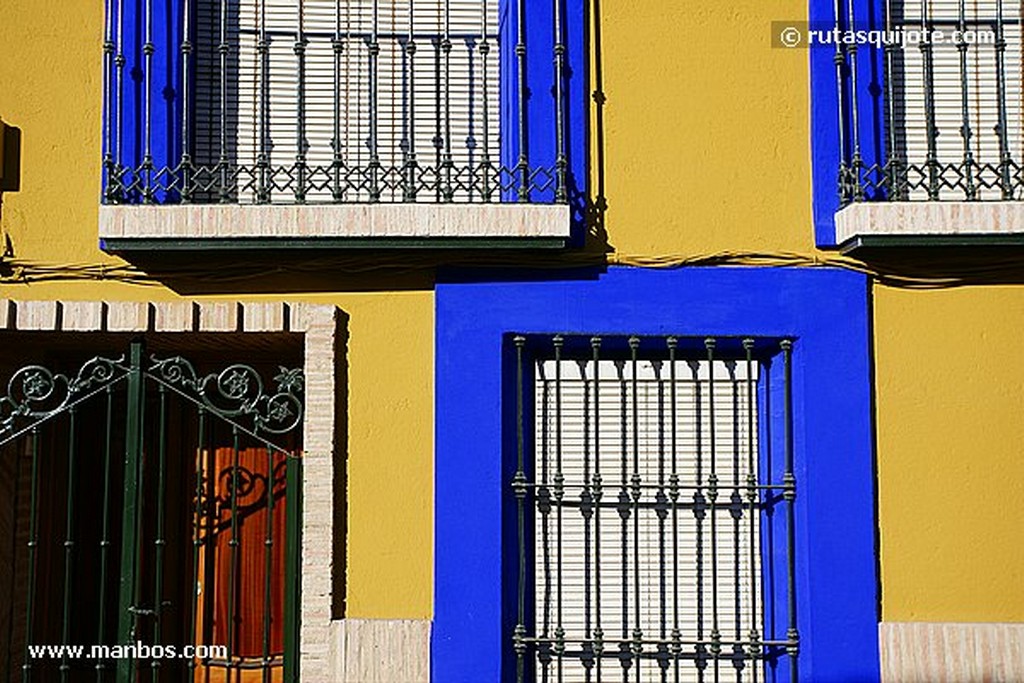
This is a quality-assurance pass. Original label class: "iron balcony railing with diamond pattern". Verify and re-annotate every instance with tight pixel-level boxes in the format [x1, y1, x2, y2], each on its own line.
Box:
[99, 0, 584, 249]
[827, 0, 1024, 251]
[836, 1, 1024, 203]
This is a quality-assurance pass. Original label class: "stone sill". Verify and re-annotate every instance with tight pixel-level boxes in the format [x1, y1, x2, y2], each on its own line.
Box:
[99, 202, 571, 251]
[835, 201, 1024, 252]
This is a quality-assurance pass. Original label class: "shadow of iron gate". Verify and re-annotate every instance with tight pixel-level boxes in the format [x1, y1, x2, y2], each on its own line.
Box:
[0, 341, 302, 683]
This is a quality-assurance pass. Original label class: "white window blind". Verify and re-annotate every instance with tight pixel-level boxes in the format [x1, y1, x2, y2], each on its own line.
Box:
[533, 358, 762, 683]
[194, 0, 500, 202]
[893, 0, 1024, 199]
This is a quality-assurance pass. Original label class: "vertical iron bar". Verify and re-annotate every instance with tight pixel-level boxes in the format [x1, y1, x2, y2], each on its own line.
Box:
[20, 429, 40, 683]
[883, 0, 902, 200]
[706, 339, 721, 681]
[258, 0, 270, 202]
[95, 387, 115, 681]
[434, 30, 442, 202]
[114, 0, 126, 202]
[480, 0, 493, 200]
[540, 363, 551, 683]
[332, 0, 344, 201]
[117, 341, 145, 682]
[656, 350, 667, 683]
[516, 0, 530, 201]
[342, 0, 353, 202]
[692, 357, 705, 683]
[188, 407, 206, 681]
[103, 0, 116, 202]
[368, 0, 381, 201]
[553, 337, 565, 682]
[283, 455, 302, 683]
[667, 338, 680, 683]
[995, 0, 1013, 198]
[201, 410, 216, 676]
[845, 0, 863, 201]
[781, 340, 799, 683]
[833, 0, 849, 204]
[629, 336, 641, 683]
[920, 0, 940, 200]
[227, 426, 241, 671]
[743, 340, 760, 683]
[262, 447, 277, 682]
[466, 35, 476, 203]
[59, 408, 78, 683]
[150, 386, 168, 683]
[404, 0, 418, 201]
[200, 405, 217, 679]
[731, 361, 743, 683]
[582, 350, 593, 683]
[590, 337, 603, 683]
[180, 0, 193, 203]
[957, 0, 976, 199]
[617, 355, 629, 683]
[513, 336, 528, 683]
[442, 0, 454, 201]
[218, 0, 229, 202]
[5, 414, 22, 683]
[143, 0, 155, 203]
[553, 0, 567, 202]
[295, 0, 308, 202]
[130, 380, 148, 683]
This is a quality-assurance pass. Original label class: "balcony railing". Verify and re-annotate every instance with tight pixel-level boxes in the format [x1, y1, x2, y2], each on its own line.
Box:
[835, 0, 1024, 204]
[101, 0, 580, 208]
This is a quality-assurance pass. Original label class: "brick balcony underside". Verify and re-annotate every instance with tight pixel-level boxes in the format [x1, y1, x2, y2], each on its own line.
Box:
[99, 203, 571, 249]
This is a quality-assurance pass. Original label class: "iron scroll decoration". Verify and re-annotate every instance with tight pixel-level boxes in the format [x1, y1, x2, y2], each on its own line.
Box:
[0, 356, 128, 444]
[0, 354, 304, 445]
[147, 356, 305, 436]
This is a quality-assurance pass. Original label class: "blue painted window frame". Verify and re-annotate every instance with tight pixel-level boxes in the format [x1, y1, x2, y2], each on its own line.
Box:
[105, 0, 185, 204]
[499, 0, 587, 223]
[434, 266, 879, 682]
[810, 0, 886, 248]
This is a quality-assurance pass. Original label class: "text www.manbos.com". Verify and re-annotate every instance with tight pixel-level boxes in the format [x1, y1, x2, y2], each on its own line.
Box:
[27, 643, 228, 660]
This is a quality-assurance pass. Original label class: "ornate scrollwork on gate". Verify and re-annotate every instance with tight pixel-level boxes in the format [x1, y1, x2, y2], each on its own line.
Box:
[148, 356, 304, 436]
[0, 356, 127, 444]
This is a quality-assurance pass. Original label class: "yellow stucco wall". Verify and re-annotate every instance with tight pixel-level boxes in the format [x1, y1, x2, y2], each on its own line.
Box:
[874, 287, 1024, 621]
[2, 0, 1023, 623]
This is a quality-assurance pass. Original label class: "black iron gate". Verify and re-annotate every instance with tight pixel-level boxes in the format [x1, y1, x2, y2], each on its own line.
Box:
[0, 341, 303, 682]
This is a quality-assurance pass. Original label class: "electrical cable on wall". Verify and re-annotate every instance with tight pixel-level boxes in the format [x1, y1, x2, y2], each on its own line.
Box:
[2, 250, 1022, 290]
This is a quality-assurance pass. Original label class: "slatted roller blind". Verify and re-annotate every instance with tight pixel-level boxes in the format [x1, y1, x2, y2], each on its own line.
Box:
[892, 0, 1024, 199]
[534, 359, 762, 683]
[194, 0, 500, 202]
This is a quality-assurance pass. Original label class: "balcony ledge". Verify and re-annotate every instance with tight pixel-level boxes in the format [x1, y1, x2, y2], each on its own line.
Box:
[835, 202, 1024, 253]
[99, 203, 571, 251]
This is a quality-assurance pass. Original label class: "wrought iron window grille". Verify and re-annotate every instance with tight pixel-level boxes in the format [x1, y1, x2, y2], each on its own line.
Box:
[100, 0, 574, 206]
[510, 334, 799, 683]
[836, 0, 1024, 204]
[0, 343, 303, 682]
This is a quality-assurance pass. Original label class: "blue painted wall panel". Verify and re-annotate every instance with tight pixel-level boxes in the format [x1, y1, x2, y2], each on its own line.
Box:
[499, 0, 587, 224]
[110, 0, 182, 203]
[434, 266, 878, 682]
[810, 0, 887, 247]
